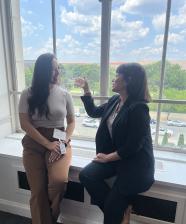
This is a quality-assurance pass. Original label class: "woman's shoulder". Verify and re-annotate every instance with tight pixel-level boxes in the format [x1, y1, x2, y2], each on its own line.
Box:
[54, 85, 72, 98]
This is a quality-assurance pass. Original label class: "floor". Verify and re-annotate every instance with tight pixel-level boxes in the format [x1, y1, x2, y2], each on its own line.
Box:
[0, 211, 31, 224]
[0, 210, 143, 224]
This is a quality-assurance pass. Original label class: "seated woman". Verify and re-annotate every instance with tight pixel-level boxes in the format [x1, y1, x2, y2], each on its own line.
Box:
[75, 63, 155, 224]
[19, 53, 75, 224]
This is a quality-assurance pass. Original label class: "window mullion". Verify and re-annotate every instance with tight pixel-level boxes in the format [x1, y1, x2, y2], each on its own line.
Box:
[51, 0, 57, 56]
[155, 0, 172, 146]
[99, 0, 112, 99]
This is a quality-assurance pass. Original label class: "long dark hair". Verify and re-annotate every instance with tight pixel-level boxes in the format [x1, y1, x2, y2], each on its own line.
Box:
[28, 53, 55, 117]
[116, 63, 151, 102]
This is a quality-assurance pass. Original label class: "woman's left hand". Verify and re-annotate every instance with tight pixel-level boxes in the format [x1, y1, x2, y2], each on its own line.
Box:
[93, 153, 110, 163]
[49, 151, 62, 163]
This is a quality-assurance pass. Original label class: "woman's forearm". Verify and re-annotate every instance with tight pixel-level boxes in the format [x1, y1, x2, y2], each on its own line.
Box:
[21, 120, 50, 148]
[65, 120, 75, 142]
[107, 151, 121, 162]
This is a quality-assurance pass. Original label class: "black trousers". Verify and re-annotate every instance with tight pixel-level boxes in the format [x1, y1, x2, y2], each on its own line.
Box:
[79, 161, 133, 224]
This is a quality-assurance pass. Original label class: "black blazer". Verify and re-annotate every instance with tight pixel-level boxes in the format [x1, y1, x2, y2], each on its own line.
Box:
[81, 94, 155, 195]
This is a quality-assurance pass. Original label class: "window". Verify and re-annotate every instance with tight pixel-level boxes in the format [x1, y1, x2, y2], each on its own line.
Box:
[12, 0, 186, 152]
[109, 0, 186, 151]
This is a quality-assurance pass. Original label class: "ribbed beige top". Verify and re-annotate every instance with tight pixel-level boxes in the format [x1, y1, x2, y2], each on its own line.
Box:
[19, 84, 74, 128]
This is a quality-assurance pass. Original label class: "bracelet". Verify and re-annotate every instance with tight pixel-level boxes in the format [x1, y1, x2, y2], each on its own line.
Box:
[62, 139, 71, 147]
[66, 139, 71, 144]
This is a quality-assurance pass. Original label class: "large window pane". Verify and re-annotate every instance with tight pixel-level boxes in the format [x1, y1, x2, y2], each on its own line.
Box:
[110, 1, 167, 97]
[20, 0, 53, 87]
[56, 0, 101, 139]
[56, 0, 101, 63]
[56, 0, 101, 91]
[163, 0, 186, 100]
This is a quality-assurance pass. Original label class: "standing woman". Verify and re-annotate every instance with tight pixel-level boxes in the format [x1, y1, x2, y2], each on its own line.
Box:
[19, 53, 75, 224]
[75, 63, 155, 224]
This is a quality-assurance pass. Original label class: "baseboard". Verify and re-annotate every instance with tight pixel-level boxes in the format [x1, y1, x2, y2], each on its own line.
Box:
[0, 198, 30, 218]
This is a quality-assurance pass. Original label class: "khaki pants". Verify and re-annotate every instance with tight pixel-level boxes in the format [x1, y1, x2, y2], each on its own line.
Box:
[22, 128, 72, 224]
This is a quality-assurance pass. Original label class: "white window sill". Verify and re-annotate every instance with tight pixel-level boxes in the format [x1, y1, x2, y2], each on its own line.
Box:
[0, 133, 186, 190]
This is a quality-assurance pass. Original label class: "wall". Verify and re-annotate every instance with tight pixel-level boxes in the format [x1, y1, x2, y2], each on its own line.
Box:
[0, 0, 12, 138]
[0, 0, 25, 136]
[0, 149, 186, 224]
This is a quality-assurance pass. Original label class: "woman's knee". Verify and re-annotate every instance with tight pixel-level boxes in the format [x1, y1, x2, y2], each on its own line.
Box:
[30, 184, 47, 201]
[79, 168, 91, 184]
[49, 178, 68, 189]
[79, 162, 99, 182]
[48, 181, 67, 201]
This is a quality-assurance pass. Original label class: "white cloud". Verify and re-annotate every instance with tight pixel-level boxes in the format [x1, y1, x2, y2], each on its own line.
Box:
[33, 36, 100, 62]
[120, 0, 144, 13]
[129, 45, 186, 62]
[120, 0, 165, 15]
[68, 0, 100, 15]
[152, 13, 165, 30]
[59, 3, 150, 60]
[60, 7, 101, 36]
[21, 17, 44, 37]
[152, 2, 186, 30]
[154, 33, 184, 45]
[23, 47, 33, 58]
[110, 9, 149, 48]
[56, 35, 99, 59]
[154, 35, 163, 45]
[168, 33, 184, 44]
[130, 46, 162, 59]
[129, 38, 185, 61]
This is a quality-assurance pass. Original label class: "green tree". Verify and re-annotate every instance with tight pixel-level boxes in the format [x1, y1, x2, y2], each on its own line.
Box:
[144, 61, 186, 113]
[25, 66, 34, 87]
[62, 63, 100, 95]
[24, 61, 186, 114]
[161, 132, 169, 146]
[145, 61, 161, 88]
[144, 61, 186, 91]
[177, 134, 185, 148]
[164, 62, 186, 90]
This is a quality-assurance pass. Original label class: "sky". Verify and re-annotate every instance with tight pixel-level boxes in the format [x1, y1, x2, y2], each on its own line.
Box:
[20, 0, 186, 62]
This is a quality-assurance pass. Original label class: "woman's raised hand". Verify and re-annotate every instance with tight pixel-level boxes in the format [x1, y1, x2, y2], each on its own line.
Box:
[74, 77, 90, 93]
